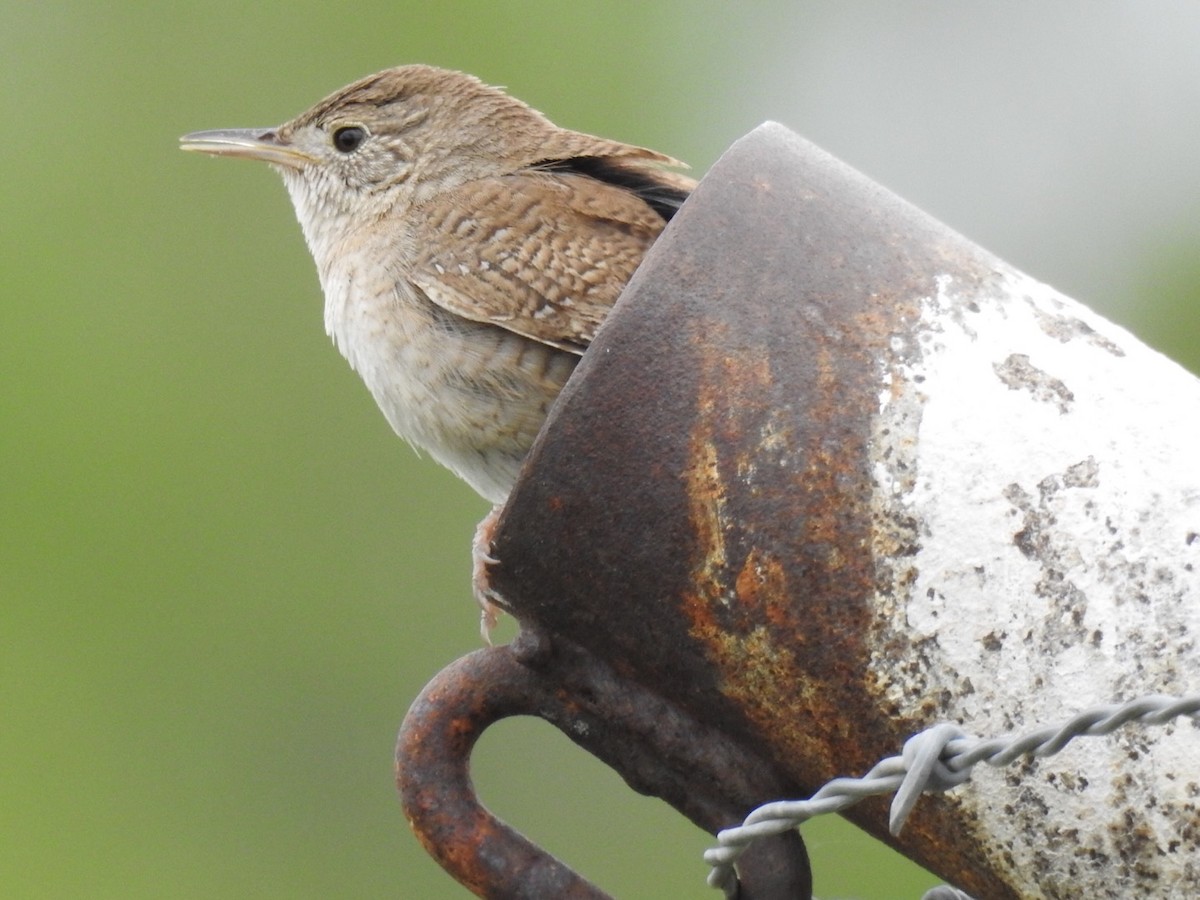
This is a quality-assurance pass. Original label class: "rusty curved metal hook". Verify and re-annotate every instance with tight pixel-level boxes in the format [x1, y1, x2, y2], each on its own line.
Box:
[396, 642, 608, 899]
[396, 630, 811, 899]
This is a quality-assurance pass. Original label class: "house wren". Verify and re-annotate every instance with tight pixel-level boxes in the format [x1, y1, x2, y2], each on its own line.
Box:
[180, 65, 693, 633]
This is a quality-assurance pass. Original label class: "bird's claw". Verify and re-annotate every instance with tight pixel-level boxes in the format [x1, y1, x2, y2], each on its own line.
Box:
[472, 506, 505, 644]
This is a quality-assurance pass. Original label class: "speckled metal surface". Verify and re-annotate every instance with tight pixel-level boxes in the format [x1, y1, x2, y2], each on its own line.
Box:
[391, 122, 1200, 897]
[482, 122, 1200, 898]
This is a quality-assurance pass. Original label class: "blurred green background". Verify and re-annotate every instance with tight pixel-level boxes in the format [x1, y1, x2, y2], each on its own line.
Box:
[4, 2, 1199, 898]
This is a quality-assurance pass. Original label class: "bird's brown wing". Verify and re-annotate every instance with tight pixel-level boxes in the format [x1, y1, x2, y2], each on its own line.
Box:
[409, 171, 670, 354]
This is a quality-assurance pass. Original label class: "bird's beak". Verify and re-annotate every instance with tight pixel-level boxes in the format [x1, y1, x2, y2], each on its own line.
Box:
[179, 128, 316, 169]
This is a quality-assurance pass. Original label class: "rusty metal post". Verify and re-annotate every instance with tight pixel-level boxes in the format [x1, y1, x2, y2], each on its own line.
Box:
[400, 122, 1200, 899]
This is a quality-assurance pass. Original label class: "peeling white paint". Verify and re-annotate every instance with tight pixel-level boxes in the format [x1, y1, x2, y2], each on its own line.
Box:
[870, 265, 1200, 896]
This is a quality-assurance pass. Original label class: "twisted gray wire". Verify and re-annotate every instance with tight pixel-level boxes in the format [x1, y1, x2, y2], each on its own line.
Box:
[705, 693, 1200, 898]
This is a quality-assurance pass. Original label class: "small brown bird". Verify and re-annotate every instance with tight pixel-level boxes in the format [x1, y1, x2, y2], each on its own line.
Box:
[181, 65, 693, 634]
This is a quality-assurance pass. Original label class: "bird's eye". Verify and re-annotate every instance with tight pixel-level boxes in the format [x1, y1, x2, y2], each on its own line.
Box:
[332, 125, 366, 153]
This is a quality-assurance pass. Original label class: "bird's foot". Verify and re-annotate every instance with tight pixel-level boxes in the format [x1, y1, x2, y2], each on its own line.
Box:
[472, 505, 505, 644]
